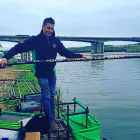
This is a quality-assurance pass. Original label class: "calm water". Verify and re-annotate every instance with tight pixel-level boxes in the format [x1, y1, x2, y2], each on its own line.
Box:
[56, 52, 140, 140]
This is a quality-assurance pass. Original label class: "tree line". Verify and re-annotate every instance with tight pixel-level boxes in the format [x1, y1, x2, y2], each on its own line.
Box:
[67, 45, 140, 53]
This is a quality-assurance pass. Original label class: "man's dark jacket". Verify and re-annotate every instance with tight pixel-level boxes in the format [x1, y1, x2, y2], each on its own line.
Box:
[3, 30, 82, 78]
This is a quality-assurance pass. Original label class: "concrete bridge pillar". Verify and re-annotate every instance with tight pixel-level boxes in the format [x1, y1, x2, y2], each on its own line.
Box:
[91, 42, 97, 54]
[101, 42, 104, 53]
[96, 42, 101, 53]
[91, 42, 104, 54]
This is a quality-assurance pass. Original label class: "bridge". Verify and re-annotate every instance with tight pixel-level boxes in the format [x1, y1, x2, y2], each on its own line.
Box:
[0, 35, 140, 54]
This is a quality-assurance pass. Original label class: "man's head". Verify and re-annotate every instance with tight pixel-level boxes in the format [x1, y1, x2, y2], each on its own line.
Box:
[42, 17, 55, 37]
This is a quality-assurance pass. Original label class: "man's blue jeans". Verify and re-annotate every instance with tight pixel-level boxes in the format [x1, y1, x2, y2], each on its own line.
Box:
[37, 74, 56, 124]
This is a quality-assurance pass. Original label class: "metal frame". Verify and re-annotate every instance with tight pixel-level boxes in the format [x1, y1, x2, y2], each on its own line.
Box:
[56, 96, 89, 140]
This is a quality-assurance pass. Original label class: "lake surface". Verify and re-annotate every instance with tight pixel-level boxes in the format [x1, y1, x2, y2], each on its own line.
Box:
[56, 52, 140, 140]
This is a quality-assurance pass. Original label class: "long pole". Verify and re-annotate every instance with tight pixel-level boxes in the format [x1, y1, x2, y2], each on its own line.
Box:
[1, 55, 140, 68]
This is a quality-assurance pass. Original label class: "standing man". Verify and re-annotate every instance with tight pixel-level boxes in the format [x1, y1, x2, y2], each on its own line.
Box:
[0, 17, 87, 131]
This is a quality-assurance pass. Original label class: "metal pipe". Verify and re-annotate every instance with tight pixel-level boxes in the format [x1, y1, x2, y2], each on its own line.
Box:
[68, 111, 88, 116]
[16, 80, 22, 99]
[56, 102, 77, 106]
[1, 82, 5, 99]
[57, 95, 59, 119]
[24, 80, 34, 94]
[5, 80, 11, 98]
[20, 82, 31, 94]
[67, 105, 69, 140]
[74, 98, 87, 110]
[0, 108, 1, 116]
[8, 79, 16, 97]
[27, 82, 38, 93]
[86, 107, 89, 128]
[73, 97, 76, 112]
[31, 82, 41, 93]
[9, 79, 14, 97]
[10, 79, 16, 97]
[32, 82, 41, 91]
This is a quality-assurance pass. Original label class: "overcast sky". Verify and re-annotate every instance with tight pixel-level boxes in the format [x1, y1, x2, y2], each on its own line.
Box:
[0, 0, 140, 50]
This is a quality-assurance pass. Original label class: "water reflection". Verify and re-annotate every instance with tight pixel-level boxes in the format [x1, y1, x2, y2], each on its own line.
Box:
[56, 52, 140, 140]
[91, 60, 105, 71]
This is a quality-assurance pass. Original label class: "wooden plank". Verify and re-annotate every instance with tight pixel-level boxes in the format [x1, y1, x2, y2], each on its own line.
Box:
[13, 70, 32, 72]
[25, 132, 40, 140]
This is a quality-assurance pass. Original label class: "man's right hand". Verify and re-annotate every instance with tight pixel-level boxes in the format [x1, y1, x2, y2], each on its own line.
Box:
[0, 58, 7, 67]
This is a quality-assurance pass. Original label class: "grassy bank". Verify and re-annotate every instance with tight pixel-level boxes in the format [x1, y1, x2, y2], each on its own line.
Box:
[3, 58, 39, 111]
[125, 46, 140, 52]
[3, 58, 63, 115]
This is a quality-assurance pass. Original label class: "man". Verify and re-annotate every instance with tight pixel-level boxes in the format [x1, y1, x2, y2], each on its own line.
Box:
[0, 17, 88, 131]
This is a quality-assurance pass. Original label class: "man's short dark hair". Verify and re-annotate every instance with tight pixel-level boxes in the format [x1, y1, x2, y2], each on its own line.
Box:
[43, 17, 55, 26]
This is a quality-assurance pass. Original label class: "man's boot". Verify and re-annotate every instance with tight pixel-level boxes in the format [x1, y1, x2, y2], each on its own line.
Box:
[49, 122, 59, 131]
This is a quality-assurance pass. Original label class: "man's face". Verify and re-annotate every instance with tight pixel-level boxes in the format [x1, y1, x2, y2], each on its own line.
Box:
[42, 23, 54, 37]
